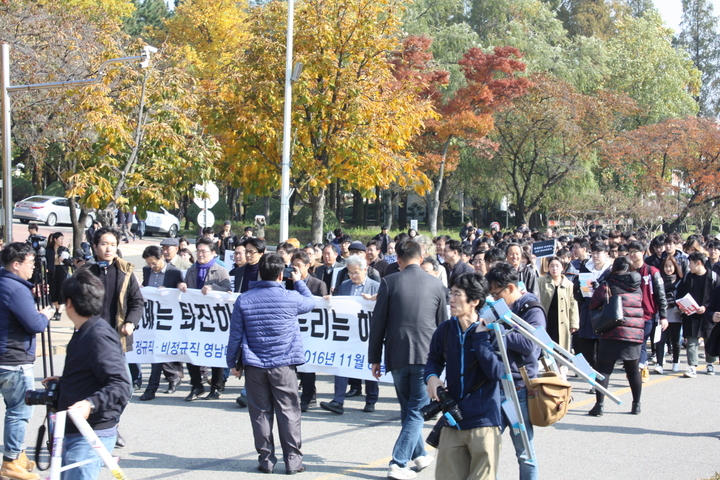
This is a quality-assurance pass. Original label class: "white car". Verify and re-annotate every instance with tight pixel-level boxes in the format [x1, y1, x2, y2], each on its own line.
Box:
[134, 207, 180, 238]
[13, 196, 95, 228]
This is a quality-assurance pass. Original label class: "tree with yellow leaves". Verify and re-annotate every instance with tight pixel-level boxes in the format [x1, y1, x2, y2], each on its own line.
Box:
[170, 0, 437, 242]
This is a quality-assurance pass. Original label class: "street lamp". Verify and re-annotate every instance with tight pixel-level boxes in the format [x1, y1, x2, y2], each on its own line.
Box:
[1, 44, 155, 244]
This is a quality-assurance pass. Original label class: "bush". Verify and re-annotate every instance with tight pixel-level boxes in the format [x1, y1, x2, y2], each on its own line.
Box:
[12, 177, 35, 202]
[43, 181, 65, 197]
[245, 198, 280, 225]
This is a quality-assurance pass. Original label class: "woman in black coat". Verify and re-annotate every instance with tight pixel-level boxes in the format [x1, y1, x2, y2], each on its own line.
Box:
[587, 256, 645, 416]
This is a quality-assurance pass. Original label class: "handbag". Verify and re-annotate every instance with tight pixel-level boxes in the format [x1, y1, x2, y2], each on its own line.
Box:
[591, 283, 625, 335]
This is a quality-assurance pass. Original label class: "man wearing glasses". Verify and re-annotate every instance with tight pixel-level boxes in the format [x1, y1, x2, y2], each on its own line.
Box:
[230, 238, 266, 294]
[485, 262, 546, 480]
[178, 238, 232, 401]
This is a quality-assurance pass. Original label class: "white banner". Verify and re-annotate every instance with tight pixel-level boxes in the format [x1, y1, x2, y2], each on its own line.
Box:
[127, 287, 392, 382]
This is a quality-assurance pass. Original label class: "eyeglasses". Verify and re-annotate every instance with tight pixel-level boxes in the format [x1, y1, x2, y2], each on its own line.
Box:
[196, 249, 212, 255]
[245, 250, 260, 256]
[449, 290, 466, 299]
[489, 285, 509, 300]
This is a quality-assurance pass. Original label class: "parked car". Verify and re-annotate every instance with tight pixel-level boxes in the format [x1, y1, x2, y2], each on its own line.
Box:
[133, 207, 180, 238]
[13, 196, 95, 228]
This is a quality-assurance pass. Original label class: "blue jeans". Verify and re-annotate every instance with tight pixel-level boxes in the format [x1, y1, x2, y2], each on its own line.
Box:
[0, 366, 34, 458]
[639, 319, 654, 366]
[62, 429, 116, 480]
[500, 388, 537, 480]
[390, 365, 429, 468]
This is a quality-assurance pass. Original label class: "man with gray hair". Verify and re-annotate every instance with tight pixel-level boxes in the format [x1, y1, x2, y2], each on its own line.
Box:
[319, 255, 380, 414]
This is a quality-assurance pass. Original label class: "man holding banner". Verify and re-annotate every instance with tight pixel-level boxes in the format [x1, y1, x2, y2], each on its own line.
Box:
[227, 253, 316, 475]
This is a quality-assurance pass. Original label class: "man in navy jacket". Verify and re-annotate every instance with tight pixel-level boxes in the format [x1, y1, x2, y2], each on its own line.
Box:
[227, 253, 315, 475]
[0, 243, 52, 480]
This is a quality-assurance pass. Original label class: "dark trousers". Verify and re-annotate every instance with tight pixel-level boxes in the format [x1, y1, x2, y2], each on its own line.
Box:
[574, 336, 598, 369]
[332, 377, 379, 405]
[129, 363, 141, 386]
[187, 364, 225, 390]
[245, 365, 303, 472]
[596, 357, 641, 405]
[145, 362, 183, 392]
[299, 372, 315, 405]
[656, 323, 682, 366]
[639, 320, 654, 365]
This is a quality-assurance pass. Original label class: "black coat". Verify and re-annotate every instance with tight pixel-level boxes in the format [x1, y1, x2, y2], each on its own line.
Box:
[142, 263, 183, 288]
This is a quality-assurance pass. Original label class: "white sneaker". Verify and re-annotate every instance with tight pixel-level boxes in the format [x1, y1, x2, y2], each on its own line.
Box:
[412, 455, 435, 472]
[387, 464, 417, 479]
[652, 365, 663, 375]
[684, 366, 697, 378]
[707, 364, 715, 376]
[672, 363, 680, 373]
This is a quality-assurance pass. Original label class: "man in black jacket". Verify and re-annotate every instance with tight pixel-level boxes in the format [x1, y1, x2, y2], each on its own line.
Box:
[46, 269, 131, 480]
[139, 246, 184, 401]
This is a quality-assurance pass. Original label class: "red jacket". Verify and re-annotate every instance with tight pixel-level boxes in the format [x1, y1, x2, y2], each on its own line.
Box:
[637, 263, 667, 321]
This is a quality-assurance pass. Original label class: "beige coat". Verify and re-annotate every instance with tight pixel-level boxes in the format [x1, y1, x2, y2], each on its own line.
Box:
[537, 275, 579, 351]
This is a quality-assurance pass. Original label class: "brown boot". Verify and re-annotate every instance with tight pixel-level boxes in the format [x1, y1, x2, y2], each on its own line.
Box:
[18, 451, 35, 472]
[0, 459, 40, 480]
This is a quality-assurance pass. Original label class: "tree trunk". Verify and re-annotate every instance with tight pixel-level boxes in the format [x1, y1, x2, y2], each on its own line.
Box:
[429, 137, 451, 236]
[67, 196, 90, 251]
[384, 189, 394, 229]
[309, 190, 326, 244]
[335, 181, 344, 224]
[438, 178, 449, 230]
[353, 190, 363, 225]
[288, 189, 297, 225]
[375, 187, 382, 226]
[398, 190, 408, 230]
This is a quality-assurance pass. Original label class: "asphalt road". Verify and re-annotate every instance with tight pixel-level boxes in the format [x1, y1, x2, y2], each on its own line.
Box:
[7, 220, 720, 480]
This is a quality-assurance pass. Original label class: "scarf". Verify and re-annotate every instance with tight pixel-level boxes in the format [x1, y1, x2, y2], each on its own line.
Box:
[196, 257, 216, 288]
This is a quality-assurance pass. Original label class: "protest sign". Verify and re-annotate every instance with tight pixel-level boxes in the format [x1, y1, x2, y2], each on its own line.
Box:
[126, 288, 392, 382]
[531, 240, 556, 258]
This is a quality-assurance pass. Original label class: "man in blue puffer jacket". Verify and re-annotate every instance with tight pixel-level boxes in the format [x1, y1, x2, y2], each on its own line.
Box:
[0, 242, 52, 480]
[226, 253, 316, 476]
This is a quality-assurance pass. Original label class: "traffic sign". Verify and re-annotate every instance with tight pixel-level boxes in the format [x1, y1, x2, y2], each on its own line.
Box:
[193, 182, 219, 209]
[197, 209, 215, 229]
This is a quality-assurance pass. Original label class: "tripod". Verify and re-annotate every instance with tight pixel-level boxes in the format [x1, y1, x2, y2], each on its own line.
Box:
[482, 298, 622, 462]
[48, 409, 126, 480]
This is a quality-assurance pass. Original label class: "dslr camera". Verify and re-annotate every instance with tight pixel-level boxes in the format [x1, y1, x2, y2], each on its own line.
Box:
[25, 379, 59, 410]
[422, 386, 463, 448]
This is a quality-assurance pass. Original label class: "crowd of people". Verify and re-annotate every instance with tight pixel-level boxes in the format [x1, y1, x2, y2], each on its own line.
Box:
[1, 218, 719, 480]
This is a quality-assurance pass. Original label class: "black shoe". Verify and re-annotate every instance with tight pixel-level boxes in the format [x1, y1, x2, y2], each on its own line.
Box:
[631, 402, 641, 415]
[236, 393, 248, 408]
[346, 388, 361, 398]
[286, 466, 306, 475]
[320, 400, 344, 414]
[258, 465, 274, 474]
[140, 390, 156, 401]
[165, 379, 182, 394]
[588, 403, 604, 417]
[133, 381, 142, 392]
[203, 388, 221, 400]
[184, 387, 205, 402]
[115, 431, 126, 449]
[363, 403, 375, 412]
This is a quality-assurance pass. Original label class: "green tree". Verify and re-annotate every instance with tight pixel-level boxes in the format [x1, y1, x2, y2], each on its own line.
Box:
[676, 0, 720, 117]
[124, 0, 172, 37]
[605, 11, 700, 126]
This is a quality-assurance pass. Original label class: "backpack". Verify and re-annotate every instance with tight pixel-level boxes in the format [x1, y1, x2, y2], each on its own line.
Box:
[520, 365, 572, 427]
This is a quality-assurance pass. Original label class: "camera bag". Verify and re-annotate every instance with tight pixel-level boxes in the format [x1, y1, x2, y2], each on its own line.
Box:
[520, 365, 572, 427]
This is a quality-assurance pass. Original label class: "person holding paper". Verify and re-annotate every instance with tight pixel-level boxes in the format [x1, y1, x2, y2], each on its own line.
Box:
[656, 256, 684, 374]
[676, 252, 719, 377]
[572, 241, 613, 379]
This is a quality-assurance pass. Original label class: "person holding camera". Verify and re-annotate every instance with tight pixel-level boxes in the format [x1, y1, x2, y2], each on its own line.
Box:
[226, 253, 316, 475]
[42, 269, 131, 480]
[425, 272, 505, 480]
[0, 243, 52, 480]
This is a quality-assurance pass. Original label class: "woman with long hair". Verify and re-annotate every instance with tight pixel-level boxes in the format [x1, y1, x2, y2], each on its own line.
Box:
[46, 232, 71, 315]
[655, 255, 683, 374]
[588, 256, 645, 416]
[537, 256, 579, 352]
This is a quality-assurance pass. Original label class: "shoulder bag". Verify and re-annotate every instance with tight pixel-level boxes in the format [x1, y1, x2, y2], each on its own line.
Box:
[591, 283, 625, 335]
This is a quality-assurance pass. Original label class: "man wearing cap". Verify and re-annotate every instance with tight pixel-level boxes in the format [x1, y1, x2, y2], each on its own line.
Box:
[161, 238, 192, 271]
[372, 226, 392, 254]
[332, 241, 381, 293]
[217, 221, 237, 261]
